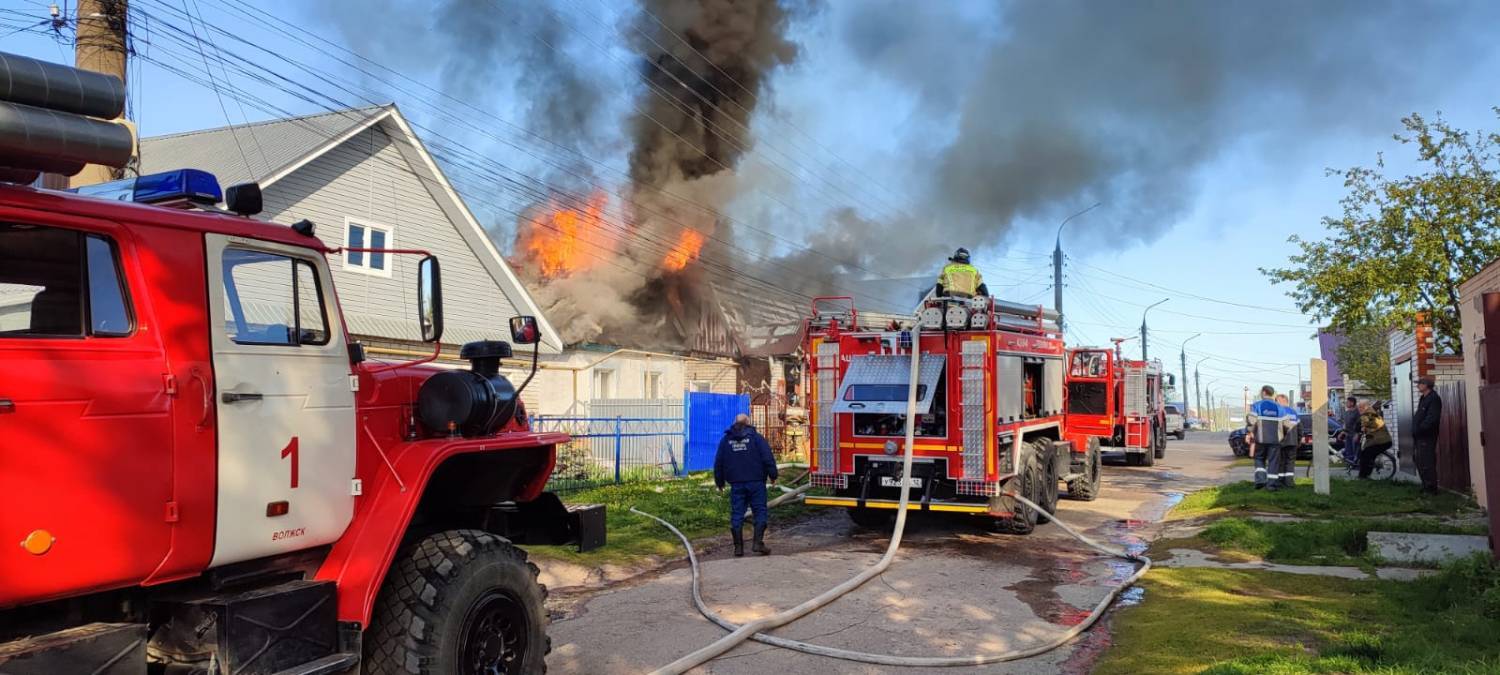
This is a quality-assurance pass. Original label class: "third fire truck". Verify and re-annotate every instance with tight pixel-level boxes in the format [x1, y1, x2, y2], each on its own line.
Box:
[801, 294, 1104, 534]
[1063, 342, 1171, 467]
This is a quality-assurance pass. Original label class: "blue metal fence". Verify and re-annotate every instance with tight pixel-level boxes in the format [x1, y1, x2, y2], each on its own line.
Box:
[535, 393, 748, 492]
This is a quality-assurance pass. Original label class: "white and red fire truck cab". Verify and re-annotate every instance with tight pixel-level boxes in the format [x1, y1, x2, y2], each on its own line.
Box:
[802, 295, 1098, 534]
[1063, 345, 1169, 467]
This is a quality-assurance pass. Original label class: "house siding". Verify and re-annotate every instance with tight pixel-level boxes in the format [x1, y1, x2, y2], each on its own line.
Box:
[1459, 261, 1500, 505]
[259, 125, 519, 342]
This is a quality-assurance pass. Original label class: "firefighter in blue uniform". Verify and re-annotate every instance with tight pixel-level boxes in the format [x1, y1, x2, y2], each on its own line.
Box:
[1273, 394, 1300, 489]
[1246, 386, 1287, 489]
[715, 414, 778, 556]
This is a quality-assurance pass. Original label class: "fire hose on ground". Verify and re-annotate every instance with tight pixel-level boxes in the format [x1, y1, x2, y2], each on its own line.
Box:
[633, 334, 1153, 673]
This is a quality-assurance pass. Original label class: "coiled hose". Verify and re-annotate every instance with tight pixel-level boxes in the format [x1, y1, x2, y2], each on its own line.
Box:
[636, 338, 1152, 673]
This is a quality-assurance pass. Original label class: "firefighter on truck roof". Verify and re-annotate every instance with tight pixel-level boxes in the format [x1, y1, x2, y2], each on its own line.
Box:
[936, 247, 990, 298]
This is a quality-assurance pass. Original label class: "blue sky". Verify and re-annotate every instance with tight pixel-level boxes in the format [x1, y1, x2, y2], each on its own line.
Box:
[6, 0, 1499, 410]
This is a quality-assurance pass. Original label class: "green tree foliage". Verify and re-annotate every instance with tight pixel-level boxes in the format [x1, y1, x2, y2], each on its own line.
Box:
[1264, 112, 1500, 354]
[1335, 321, 1392, 398]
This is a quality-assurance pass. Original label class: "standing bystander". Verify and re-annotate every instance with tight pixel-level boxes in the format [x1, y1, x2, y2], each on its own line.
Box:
[1412, 378, 1443, 494]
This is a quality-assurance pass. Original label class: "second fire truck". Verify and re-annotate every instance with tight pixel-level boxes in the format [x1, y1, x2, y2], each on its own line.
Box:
[801, 294, 1104, 535]
[1063, 342, 1171, 467]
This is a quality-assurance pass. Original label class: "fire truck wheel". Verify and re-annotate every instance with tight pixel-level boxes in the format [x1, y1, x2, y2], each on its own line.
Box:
[1066, 438, 1102, 502]
[848, 506, 894, 530]
[1035, 441, 1060, 523]
[364, 529, 549, 675]
[1154, 427, 1167, 459]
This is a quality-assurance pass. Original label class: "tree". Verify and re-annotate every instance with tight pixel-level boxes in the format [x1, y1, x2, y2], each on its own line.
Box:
[1264, 111, 1500, 354]
[1335, 321, 1392, 398]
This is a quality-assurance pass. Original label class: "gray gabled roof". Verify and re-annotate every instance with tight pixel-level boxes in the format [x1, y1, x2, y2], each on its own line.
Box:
[134, 105, 566, 353]
[138, 106, 386, 188]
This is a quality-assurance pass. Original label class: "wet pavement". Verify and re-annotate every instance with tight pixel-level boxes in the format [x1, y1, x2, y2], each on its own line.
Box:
[545, 432, 1238, 674]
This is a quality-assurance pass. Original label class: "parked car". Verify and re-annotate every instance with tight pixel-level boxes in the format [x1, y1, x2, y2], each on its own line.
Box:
[1228, 428, 1250, 457]
[1164, 404, 1186, 440]
[1296, 413, 1344, 459]
[1228, 415, 1344, 459]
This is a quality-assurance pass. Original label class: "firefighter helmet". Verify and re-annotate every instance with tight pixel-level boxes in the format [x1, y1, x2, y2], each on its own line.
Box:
[950, 247, 971, 264]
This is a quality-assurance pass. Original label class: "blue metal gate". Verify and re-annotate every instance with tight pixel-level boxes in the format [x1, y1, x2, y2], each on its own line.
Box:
[684, 392, 750, 472]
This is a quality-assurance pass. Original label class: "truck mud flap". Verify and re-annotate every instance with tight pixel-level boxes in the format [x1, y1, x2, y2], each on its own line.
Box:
[484, 492, 607, 552]
[1051, 441, 1073, 480]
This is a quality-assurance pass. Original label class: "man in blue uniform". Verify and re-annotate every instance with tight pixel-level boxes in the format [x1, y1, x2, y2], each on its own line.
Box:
[1273, 394, 1300, 489]
[715, 414, 779, 556]
[1246, 386, 1288, 489]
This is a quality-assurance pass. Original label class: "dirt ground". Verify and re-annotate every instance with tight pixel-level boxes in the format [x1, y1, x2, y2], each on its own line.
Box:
[544, 432, 1238, 674]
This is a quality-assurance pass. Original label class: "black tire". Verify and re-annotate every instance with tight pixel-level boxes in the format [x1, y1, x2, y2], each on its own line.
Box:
[1035, 441, 1059, 524]
[1153, 426, 1167, 460]
[1174, 431, 1186, 440]
[993, 450, 1043, 536]
[364, 530, 549, 675]
[1066, 437, 1102, 502]
[848, 506, 894, 530]
[1373, 451, 1399, 481]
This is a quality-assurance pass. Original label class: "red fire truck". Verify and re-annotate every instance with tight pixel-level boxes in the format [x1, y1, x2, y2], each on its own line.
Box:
[0, 52, 598, 674]
[1063, 343, 1170, 467]
[801, 294, 1103, 534]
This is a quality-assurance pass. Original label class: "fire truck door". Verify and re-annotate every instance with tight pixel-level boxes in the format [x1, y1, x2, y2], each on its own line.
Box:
[204, 234, 356, 567]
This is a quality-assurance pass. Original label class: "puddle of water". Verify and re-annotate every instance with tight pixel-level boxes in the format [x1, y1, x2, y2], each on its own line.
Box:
[1116, 585, 1146, 606]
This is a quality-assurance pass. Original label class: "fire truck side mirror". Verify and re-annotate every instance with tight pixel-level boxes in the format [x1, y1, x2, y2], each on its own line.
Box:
[510, 316, 541, 345]
[418, 256, 443, 343]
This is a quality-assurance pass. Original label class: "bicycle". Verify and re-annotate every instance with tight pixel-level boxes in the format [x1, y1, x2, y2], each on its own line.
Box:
[1305, 434, 1398, 481]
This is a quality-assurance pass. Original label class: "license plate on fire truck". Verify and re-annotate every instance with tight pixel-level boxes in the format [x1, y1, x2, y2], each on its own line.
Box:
[880, 476, 922, 488]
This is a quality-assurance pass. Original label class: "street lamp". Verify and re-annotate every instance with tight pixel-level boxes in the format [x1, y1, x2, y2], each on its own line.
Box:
[1179, 333, 1201, 418]
[1053, 202, 1101, 329]
[1140, 298, 1169, 360]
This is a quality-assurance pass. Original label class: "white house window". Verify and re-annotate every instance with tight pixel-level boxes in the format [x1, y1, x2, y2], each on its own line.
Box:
[343, 219, 395, 277]
[644, 371, 664, 399]
[690, 380, 713, 393]
[593, 369, 616, 399]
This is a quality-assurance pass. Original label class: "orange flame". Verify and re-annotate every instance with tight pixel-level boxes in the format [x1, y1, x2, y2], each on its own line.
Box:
[663, 228, 706, 272]
[518, 192, 609, 278]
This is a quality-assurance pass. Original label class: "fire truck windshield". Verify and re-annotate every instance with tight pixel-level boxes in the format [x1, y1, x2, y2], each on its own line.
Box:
[1068, 382, 1108, 415]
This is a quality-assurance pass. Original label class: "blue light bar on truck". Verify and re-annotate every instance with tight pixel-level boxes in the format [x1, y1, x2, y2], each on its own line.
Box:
[73, 169, 223, 206]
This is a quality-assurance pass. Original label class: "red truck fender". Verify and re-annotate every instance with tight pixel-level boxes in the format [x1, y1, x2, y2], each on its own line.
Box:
[314, 431, 565, 626]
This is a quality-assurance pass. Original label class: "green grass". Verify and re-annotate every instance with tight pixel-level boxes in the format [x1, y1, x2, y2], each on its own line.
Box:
[1161, 516, 1489, 568]
[1172, 477, 1475, 520]
[1094, 555, 1500, 674]
[523, 474, 820, 566]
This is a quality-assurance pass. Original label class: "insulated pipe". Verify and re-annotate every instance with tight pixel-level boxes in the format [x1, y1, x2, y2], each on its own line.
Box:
[644, 331, 925, 675]
[0, 51, 126, 118]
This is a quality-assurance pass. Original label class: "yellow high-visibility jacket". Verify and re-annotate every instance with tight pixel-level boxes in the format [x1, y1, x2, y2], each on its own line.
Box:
[937, 262, 983, 297]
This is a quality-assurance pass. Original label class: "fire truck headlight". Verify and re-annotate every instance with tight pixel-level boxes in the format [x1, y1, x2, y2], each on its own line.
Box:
[884, 440, 899, 455]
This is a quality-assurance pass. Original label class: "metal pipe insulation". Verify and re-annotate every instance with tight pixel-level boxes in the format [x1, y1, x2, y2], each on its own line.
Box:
[0, 51, 126, 118]
[642, 330, 926, 675]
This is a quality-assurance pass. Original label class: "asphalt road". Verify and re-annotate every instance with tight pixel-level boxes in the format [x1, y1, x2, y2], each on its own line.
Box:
[545, 432, 1237, 674]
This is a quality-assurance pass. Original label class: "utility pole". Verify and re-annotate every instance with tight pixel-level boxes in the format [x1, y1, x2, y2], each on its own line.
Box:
[1179, 333, 1201, 416]
[1052, 202, 1101, 330]
[72, 0, 130, 187]
[1194, 363, 1205, 422]
[1140, 298, 1168, 360]
[1206, 391, 1214, 431]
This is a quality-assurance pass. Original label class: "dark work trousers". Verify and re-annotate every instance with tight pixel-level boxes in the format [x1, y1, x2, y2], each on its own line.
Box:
[1359, 442, 1393, 478]
[730, 481, 768, 529]
[1278, 443, 1298, 487]
[1264, 444, 1290, 488]
[1253, 446, 1269, 487]
[1414, 438, 1440, 491]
